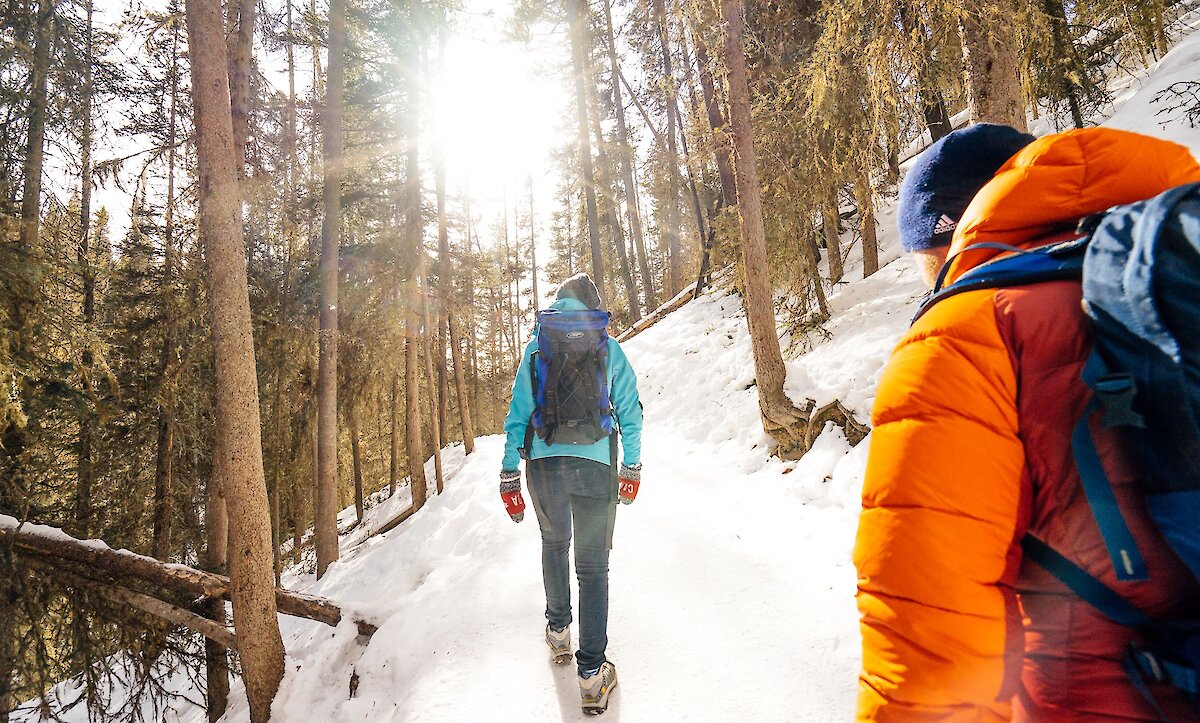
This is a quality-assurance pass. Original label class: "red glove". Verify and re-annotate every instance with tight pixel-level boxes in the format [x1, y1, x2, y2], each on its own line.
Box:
[500, 470, 525, 522]
[618, 463, 641, 505]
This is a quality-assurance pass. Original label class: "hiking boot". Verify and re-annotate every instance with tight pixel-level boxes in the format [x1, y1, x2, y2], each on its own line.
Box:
[545, 624, 572, 665]
[578, 661, 618, 715]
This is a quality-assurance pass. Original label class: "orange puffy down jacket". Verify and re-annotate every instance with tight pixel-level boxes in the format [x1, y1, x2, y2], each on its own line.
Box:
[855, 128, 1200, 722]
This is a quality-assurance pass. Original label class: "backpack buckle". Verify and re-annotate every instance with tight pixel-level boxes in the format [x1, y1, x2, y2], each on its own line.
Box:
[1093, 373, 1146, 429]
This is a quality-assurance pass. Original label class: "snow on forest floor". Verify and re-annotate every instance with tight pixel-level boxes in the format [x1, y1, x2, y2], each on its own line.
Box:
[199, 269, 920, 723]
[19, 14, 1200, 723]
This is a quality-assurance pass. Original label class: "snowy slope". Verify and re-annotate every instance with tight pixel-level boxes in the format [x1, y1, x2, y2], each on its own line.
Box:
[200, 269, 920, 723]
[19, 15, 1200, 723]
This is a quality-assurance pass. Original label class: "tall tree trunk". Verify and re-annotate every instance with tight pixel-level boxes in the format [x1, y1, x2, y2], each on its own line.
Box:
[184, 0, 285, 719]
[389, 375, 399, 495]
[448, 315, 475, 453]
[602, 0, 655, 313]
[315, 0, 345, 578]
[959, 0, 1027, 131]
[528, 179, 540, 308]
[692, 35, 737, 208]
[856, 172, 879, 278]
[75, 0, 96, 540]
[1151, 0, 1168, 57]
[565, 0, 607, 304]
[821, 190, 843, 283]
[202, 476, 230, 722]
[434, 31, 451, 445]
[652, 0, 683, 295]
[349, 402, 365, 523]
[226, 0, 255, 174]
[405, 0, 429, 511]
[1043, 0, 1084, 128]
[719, 0, 808, 456]
[423, 286, 444, 494]
[897, 2, 952, 143]
[152, 21, 183, 561]
[586, 79, 640, 325]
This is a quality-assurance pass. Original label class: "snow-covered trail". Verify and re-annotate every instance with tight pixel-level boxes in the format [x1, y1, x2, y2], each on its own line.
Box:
[244, 288, 887, 723]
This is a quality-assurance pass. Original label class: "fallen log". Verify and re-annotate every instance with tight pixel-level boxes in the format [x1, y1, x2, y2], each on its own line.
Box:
[31, 561, 240, 651]
[0, 515, 377, 638]
[617, 282, 699, 342]
[367, 504, 418, 540]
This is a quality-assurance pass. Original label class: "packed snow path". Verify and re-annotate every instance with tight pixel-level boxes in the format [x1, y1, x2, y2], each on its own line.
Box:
[207, 263, 922, 723]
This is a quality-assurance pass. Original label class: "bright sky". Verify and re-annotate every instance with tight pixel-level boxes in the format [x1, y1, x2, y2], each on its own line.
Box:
[68, 0, 575, 310]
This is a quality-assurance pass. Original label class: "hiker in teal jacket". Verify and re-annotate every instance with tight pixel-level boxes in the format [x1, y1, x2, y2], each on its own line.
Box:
[498, 273, 643, 715]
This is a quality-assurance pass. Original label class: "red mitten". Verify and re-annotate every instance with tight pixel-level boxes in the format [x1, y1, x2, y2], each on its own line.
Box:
[500, 470, 525, 522]
[618, 463, 641, 505]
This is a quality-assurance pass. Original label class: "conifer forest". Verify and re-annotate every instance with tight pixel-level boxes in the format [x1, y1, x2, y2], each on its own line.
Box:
[0, 0, 1193, 718]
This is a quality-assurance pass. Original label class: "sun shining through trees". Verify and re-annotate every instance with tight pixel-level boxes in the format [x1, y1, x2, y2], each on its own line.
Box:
[433, 14, 571, 255]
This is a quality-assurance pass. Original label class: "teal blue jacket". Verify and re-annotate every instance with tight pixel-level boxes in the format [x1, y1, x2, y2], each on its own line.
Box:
[502, 297, 643, 471]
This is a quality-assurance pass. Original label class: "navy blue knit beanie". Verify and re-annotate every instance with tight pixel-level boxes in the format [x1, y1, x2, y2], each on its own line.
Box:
[898, 124, 1036, 252]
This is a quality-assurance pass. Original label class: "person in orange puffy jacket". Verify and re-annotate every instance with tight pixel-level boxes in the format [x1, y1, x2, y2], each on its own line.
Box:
[855, 124, 1200, 721]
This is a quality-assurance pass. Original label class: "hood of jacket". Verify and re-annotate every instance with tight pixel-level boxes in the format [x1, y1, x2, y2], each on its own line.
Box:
[944, 127, 1200, 285]
[549, 297, 591, 312]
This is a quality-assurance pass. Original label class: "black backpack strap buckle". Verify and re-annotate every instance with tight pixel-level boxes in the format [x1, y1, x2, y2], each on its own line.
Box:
[1093, 373, 1146, 429]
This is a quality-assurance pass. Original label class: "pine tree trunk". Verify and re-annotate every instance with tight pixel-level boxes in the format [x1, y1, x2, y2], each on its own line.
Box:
[405, 0, 429, 510]
[448, 315, 475, 453]
[585, 79, 640, 325]
[897, 2, 952, 143]
[565, 0, 607, 305]
[602, 0, 654, 313]
[226, 0, 255, 174]
[719, 0, 808, 456]
[652, 0, 683, 295]
[315, 0, 345, 579]
[856, 173, 879, 278]
[530, 178, 540, 306]
[422, 259, 445, 494]
[349, 402, 365, 523]
[75, 0, 96, 541]
[184, 0, 285, 718]
[822, 191, 843, 283]
[959, 0, 1027, 131]
[389, 375, 399, 495]
[692, 35, 737, 208]
[1152, 0, 1168, 57]
[1043, 0, 1084, 129]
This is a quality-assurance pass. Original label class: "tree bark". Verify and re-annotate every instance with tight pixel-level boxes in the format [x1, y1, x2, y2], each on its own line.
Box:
[75, 0, 96, 542]
[226, 0, 255, 174]
[692, 35, 737, 208]
[719, 0, 809, 457]
[958, 0, 1027, 131]
[585, 76, 640, 325]
[0, 518, 378, 635]
[856, 173, 879, 278]
[565, 0, 607, 305]
[389, 375, 400, 495]
[602, 0, 655, 313]
[349, 403, 365, 523]
[448, 315, 475, 454]
[184, 0, 286, 717]
[152, 20, 183, 561]
[821, 191, 843, 283]
[652, 0, 683, 296]
[315, 0, 345, 580]
[405, 0, 429, 511]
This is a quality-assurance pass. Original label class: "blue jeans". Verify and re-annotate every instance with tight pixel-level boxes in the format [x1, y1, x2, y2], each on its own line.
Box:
[526, 456, 617, 674]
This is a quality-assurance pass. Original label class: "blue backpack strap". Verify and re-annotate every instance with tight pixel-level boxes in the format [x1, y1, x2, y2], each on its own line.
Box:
[1074, 353, 1149, 582]
[1024, 535, 1200, 719]
[1021, 535, 1149, 627]
[914, 238, 1087, 323]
